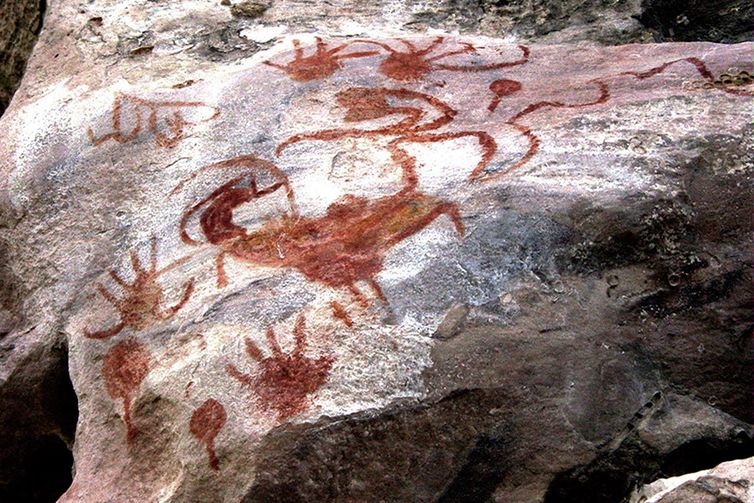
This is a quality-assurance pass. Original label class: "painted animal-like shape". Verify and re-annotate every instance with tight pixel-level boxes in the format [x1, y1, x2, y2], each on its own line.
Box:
[354, 36, 529, 82]
[480, 56, 754, 182]
[277, 86, 497, 188]
[174, 155, 463, 302]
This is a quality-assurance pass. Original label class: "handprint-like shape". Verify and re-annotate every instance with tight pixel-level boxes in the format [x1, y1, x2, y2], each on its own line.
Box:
[227, 315, 333, 420]
[83, 237, 194, 339]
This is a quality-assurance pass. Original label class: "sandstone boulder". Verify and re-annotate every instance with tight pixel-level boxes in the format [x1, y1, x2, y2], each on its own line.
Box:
[0, 1, 752, 502]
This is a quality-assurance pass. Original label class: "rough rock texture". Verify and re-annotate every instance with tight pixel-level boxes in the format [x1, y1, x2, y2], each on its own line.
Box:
[0, 1, 753, 502]
[629, 457, 754, 503]
[0, 0, 45, 116]
[639, 0, 754, 44]
[2, 0, 752, 116]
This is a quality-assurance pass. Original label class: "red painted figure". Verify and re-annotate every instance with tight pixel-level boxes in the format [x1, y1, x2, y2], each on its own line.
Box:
[264, 37, 378, 81]
[83, 237, 194, 339]
[88, 93, 220, 148]
[479, 56, 753, 182]
[277, 87, 497, 188]
[354, 36, 529, 82]
[102, 338, 152, 443]
[190, 398, 227, 470]
[174, 154, 464, 303]
[226, 315, 333, 419]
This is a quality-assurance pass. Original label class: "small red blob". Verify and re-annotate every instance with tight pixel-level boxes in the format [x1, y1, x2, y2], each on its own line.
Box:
[102, 338, 152, 443]
[487, 79, 523, 112]
[190, 398, 227, 470]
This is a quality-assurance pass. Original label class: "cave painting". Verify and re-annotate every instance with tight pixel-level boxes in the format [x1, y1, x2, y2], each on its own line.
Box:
[88, 93, 220, 148]
[263, 37, 379, 81]
[76, 40, 754, 448]
[226, 314, 333, 420]
[102, 338, 152, 443]
[615, 57, 754, 97]
[479, 56, 754, 181]
[174, 153, 463, 304]
[483, 79, 610, 181]
[354, 36, 529, 82]
[83, 236, 194, 339]
[190, 398, 227, 470]
[487, 78, 523, 112]
[277, 87, 496, 187]
[265, 36, 528, 82]
[329, 300, 354, 327]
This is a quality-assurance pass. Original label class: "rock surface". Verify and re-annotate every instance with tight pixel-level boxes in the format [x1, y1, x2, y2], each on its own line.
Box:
[0, 0, 44, 115]
[0, 1, 753, 502]
[629, 457, 754, 503]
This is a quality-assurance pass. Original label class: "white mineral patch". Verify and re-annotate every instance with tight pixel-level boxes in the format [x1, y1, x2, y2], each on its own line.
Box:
[240, 25, 288, 43]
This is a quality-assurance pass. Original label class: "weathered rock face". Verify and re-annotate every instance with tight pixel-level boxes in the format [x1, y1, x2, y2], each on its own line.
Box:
[1, 1, 753, 502]
[630, 457, 754, 503]
[0, 0, 44, 116]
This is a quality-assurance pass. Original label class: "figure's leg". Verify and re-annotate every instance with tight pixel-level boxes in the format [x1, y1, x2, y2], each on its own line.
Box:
[244, 337, 264, 362]
[398, 39, 418, 51]
[149, 236, 158, 273]
[439, 203, 465, 236]
[216, 252, 229, 288]
[367, 278, 387, 302]
[472, 123, 538, 182]
[314, 36, 326, 53]
[226, 363, 255, 387]
[83, 321, 125, 340]
[109, 270, 130, 289]
[123, 395, 137, 443]
[392, 131, 497, 186]
[159, 279, 194, 320]
[387, 137, 419, 191]
[426, 43, 475, 62]
[416, 36, 444, 55]
[292, 314, 307, 356]
[96, 283, 121, 308]
[350, 39, 395, 53]
[436, 44, 529, 71]
[130, 249, 145, 276]
[265, 326, 283, 356]
[348, 284, 370, 308]
[157, 253, 193, 276]
[262, 61, 289, 71]
[293, 38, 304, 59]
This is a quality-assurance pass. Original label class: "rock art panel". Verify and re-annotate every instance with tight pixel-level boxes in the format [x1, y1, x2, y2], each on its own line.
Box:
[175, 152, 463, 304]
[2, 31, 752, 502]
